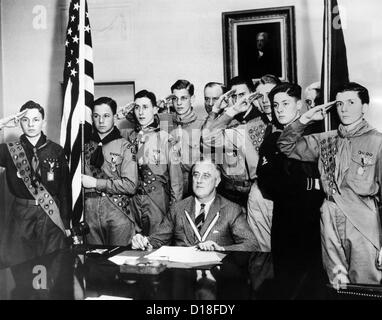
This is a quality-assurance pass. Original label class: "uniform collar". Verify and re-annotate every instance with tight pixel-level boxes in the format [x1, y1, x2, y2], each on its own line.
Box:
[194, 195, 216, 218]
[174, 108, 197, 126]
[20, 132, 47, 150]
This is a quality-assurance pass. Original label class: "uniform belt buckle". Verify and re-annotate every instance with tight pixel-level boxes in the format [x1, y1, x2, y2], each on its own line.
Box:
[101, 192, 106, 197]
[306, 178, 313, 191]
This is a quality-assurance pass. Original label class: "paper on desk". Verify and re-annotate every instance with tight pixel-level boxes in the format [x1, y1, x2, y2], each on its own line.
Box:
[85, 295, 132, 300]
[144, 246, 225, 264]
[108, 255, 139, 265]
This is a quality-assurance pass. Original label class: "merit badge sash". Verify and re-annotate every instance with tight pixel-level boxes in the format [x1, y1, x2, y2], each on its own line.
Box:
[7, 141, 66, 234]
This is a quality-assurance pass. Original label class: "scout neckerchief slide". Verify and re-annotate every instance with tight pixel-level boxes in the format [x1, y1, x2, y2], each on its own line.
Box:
[184, 210, 220, 242]
[7, 141, 66, 234]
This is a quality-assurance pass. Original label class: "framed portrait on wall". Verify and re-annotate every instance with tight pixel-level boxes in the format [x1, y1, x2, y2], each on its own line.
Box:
[222, 6, 297, 84]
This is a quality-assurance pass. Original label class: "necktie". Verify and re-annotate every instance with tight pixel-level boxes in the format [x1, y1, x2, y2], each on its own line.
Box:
[31, 147, 40, 176]
[195, 203, 206, 232]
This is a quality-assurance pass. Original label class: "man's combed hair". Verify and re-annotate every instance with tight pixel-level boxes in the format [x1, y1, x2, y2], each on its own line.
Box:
[268, 82, 302, 104]
[305, 82, 322, 105]
[135, 89, 157, 107]
[171, 79, 194, 96]
[254, 74, 281, 90]
[20, 100, 45, 119]
[228, 76, 255, 92]
[93, 96, 117, 114]
[336, 82, 369, 104]
[204, 82, 226, 94]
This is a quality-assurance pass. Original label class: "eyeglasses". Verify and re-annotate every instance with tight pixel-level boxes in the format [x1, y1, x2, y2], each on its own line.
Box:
[192, 172, 212, 180]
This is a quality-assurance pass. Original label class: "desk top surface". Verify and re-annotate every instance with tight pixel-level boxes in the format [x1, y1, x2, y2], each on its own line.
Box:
[2, 245, 382, 300]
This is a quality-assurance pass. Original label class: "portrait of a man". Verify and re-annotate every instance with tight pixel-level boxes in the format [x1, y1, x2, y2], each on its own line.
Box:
[223, 7, 297, 84]
[237, 25, 282, 80]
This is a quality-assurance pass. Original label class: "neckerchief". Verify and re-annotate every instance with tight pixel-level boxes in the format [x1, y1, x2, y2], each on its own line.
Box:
[241, 104, 269, 124]
[20, 133, 48, 190]
[135, 115, 160, 134]
[90, 126, 122, 168]
[173, 108, 197, 126]
[335, 119, 374, 186]
[129, 116, 160, 147]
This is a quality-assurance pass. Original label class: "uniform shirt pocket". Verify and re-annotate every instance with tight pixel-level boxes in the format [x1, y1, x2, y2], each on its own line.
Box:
[105, 153, 123, 175]
[347, 153, 377, 195]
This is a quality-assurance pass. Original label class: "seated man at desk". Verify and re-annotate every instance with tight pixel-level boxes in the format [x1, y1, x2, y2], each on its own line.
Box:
[132, 158, 257, 251]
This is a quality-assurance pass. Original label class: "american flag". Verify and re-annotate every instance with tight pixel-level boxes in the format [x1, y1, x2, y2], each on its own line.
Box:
[321, 0, 349, 131]
[60, 0, 93, 226]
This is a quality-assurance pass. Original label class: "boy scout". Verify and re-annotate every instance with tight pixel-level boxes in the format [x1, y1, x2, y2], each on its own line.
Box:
[277, 82, 382, 285]
[82, 97, 138, 246]
[0, 101, 69, 267]
[124, 90, 183, 235]
[169, 79, 204, 197]
[202, 76, 276, 252]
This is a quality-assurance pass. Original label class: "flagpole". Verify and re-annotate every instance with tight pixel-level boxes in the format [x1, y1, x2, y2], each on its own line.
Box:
[323, 0, 332, 131]
[79, 0, 87, 243]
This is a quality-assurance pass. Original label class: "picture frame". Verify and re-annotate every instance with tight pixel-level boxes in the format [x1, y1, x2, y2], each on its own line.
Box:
[94, 81, 135, 109]
[94, 81, 135, 129]
[222, 6, 297, 84]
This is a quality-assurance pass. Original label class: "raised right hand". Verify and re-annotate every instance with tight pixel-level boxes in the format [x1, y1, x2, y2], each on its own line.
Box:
[116, 102, 136, 120]
[211, 89, 236, 114]
[157, 94, 176, 112]
[0, 110, 27, 129]
[300, 101, 336, 124]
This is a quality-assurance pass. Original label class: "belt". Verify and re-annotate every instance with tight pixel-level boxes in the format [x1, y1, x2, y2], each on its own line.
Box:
[15, 197, 39, 206]
[306, 177, 321, 191]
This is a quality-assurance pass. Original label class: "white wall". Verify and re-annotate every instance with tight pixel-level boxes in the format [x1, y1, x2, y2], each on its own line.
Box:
[1, 0, 381, 135]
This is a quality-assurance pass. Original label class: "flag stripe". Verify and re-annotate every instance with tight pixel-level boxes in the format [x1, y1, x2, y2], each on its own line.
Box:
[60, 0, 94, 225]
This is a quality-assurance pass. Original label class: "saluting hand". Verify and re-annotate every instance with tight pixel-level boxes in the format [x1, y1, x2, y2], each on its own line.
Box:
[211, 89, 235, 114]
[157, 94, 176, 113]
[116, 102, 136, 120]
[300, 101, 336, 124]
[0, 110, 27, 129]
[226, 92, 260, 116]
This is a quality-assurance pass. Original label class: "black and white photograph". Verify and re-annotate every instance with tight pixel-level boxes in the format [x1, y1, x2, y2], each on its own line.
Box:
[0, 0, 382, 305]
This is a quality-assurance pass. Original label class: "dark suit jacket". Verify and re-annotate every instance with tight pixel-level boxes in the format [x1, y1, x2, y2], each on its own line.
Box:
[148, 194, 257, 251]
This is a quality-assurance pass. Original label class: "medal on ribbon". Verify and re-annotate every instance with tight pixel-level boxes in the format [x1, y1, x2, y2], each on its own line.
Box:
[47, 160, 55, 181]
[110, 155, 117, 172]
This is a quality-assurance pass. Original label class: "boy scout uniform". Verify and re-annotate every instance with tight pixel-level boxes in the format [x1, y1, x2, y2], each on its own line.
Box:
[170, 110, 204, 198]
[202, 109, 273, 252]
[278, 119, 382, 284]
[84, 134, 138, 246]
[0, 133, 69, 267]
[125, 124, 183, 236]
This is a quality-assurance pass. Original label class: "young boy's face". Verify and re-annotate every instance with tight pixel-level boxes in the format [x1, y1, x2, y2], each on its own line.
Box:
[336, 91, 366, 125]
[92, 103, 115, 135]
[20, 108, 44, 138]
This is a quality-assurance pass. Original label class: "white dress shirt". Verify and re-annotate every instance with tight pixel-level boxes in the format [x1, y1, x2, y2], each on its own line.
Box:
[194, 196, 215, 219]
